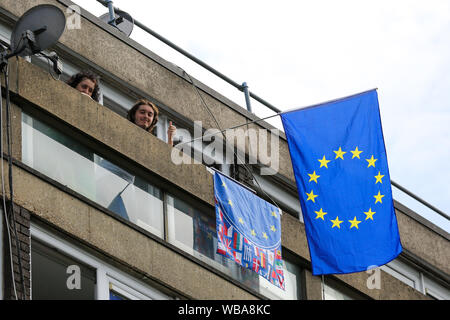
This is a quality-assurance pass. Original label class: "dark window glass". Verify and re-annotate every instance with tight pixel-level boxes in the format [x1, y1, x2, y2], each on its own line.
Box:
[31, 240, 96, 300]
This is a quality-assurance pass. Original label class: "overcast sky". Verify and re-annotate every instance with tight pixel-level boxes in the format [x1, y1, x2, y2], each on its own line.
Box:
[72, 0, 450, 232]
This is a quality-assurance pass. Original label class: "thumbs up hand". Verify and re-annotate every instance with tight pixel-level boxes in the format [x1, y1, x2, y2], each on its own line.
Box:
[167, 121, 177, 146]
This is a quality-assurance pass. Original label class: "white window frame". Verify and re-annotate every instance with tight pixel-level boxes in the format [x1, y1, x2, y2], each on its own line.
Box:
[0, 22, 11, 44]
[30, 223, 171, 300]
[381, 260, 419, 290]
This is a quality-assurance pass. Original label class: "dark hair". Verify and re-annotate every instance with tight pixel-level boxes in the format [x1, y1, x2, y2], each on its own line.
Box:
[66, 70, 100, 102]
[127, 99, 159, 133]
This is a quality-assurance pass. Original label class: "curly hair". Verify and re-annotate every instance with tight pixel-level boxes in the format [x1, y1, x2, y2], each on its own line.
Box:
[66, 70, 100, 102]
[127, 99, 159, 133]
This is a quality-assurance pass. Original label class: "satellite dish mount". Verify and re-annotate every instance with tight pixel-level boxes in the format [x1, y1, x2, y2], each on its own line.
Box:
[0, 4, 65, 71]
[99, 0, 134, 37]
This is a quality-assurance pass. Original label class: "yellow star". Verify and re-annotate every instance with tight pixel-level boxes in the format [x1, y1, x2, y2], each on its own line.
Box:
[374, 191, 384, 204]
[349, 216, 362, 229]
[262, 232, 268, 239]
[366, 155, 377, 168]
[318, 155, 331, 168]
[251, 229, 256, 237]
[350, 147, 363, 159]
[314, 208, 327, 220]
[331, 216, 343, 229]
[374, 171, 384, 184]
[238, 217, 244, 225]
[308, 171, 320, 183]
[270, 225, 276, 232]
[364, 208, 376, 220]
[333, 147, 346, 160]
[271, 211, 278, 218]
[222, 182, 227, 189]
[228, 199, 233, 206]
[306, 190, 318, 203]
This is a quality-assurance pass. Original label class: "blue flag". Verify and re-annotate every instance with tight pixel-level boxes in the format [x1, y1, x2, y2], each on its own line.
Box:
[214, 172, 285, 289]
[280, 89, 402, 275]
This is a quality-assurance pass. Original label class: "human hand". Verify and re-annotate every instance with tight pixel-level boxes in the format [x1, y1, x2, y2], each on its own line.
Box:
[167, 121, 177, 146]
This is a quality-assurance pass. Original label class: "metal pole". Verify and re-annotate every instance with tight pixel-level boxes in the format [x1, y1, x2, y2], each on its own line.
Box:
[242, 82, 252, 113]
[106, 0, 116, 26]
[391, 180, 449, 220]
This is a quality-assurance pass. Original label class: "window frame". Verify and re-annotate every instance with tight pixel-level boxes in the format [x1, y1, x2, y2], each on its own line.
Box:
[30, 223, 171, 300]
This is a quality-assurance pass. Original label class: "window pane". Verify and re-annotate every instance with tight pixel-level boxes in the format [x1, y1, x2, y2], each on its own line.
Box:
[323, 278, 366, 300]
[166, 195, 302, 299]
[109, 290, 129, 300]
[31, 240, 96, 300]
[22, 113, 164, 238]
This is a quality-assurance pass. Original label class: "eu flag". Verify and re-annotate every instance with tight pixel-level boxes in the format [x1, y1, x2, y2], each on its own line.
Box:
[280, 89, 402, 275]
[214, 172, 285, 289]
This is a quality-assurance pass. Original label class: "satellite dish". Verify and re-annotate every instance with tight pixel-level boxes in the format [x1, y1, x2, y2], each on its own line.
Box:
[99, 9, 134, 37]
[10, 4, 66, 57]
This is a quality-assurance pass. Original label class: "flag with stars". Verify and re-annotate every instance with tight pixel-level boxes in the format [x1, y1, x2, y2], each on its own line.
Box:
[214, 171, 285, 289]
[280, 89, 402, 275]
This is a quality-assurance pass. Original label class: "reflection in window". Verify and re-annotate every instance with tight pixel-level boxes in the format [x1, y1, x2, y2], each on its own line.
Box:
[323, 278, 366, 300]
[22, 113, 164, 238]
[109, 290, 128, 300]
[31, 240, 96, 300]
[324, 283, 354, 300]
[167, 195, 302, 299]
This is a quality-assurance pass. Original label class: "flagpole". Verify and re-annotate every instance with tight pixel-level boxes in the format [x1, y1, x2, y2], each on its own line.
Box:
[321, 275, 325, 300]
[174, 88, 378, 147]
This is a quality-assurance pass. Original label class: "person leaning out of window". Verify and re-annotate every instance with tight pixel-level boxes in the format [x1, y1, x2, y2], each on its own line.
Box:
[127, 99, 177, 146]
[66, 70, 101, 102]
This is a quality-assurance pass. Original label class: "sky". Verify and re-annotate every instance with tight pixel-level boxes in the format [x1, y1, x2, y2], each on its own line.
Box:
[72, 0, 450, 233]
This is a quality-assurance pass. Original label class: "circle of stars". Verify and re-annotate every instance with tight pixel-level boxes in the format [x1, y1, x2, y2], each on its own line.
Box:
[305, 146, 386, 230]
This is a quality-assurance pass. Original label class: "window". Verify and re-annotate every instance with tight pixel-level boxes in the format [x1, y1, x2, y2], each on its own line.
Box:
[381, 258, 450, 300]
[31, 240, 96, 300]
[31, 224, 170, 300]
[167, 194, 303, 299]
[323, 278, 366, 300]
[324, 283, 355, 300]
[0, 19, 11, 44]
[22, 113, 164, 238]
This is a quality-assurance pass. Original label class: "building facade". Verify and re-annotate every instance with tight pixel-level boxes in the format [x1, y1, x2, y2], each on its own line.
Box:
[0, 0, 449, 300]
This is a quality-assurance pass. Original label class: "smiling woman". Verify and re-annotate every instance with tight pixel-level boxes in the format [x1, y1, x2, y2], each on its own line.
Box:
[127, 99, 177, 146]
